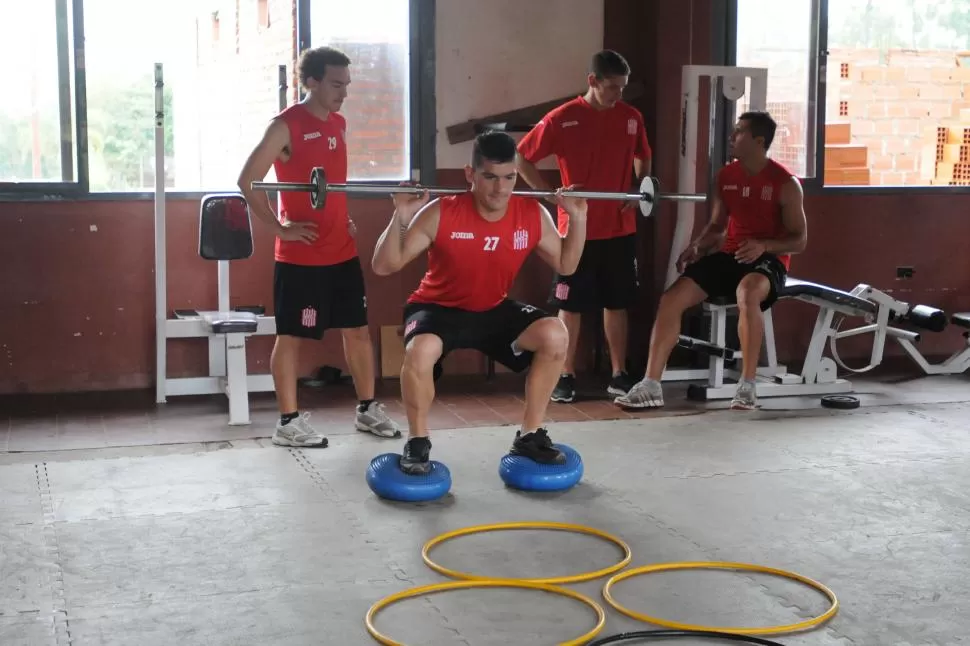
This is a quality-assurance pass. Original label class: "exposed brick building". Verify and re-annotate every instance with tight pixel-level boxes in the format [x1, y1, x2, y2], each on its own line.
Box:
[181, 0, 408, 190]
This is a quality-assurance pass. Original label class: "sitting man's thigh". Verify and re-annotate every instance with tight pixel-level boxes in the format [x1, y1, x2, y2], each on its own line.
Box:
[740, 255, 787, 310]
[681, 252, 744, 302]
[478, 300, 557, 372]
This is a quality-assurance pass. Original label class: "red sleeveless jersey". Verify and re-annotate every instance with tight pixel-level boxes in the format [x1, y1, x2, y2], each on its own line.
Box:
[408, 193, 543, 312]
[717, 159, 795, 269]
[272, 104, 357, 266]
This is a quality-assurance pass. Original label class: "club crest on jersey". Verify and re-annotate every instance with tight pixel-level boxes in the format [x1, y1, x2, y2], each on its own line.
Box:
[513, 229, 529, 251]
[627, 118, 637, 135]
[761, 185, 773, 201]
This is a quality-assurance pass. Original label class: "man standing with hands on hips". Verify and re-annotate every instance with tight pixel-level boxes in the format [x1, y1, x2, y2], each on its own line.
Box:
[516, 49, 653, 404]
[238, 46, 401, 448]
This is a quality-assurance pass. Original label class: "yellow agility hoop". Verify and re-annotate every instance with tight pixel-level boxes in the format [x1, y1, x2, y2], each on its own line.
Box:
[421, 521, 633, 584]
[602, 561, 839, 636]
[366, 578, 606, 646]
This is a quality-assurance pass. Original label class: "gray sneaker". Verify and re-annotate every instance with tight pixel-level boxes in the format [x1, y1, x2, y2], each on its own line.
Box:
[613, 378, 664, 409]
[356, 401, 402, 438]
[730, 380, 758, 410]
[272, 412, 328, 447]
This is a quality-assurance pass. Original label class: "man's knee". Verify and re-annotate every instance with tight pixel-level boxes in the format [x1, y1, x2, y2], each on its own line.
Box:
[736, 274, 770, 310]
[340, 325, 370, 344]
[403, 334, 443, 375]
[658, 278, 706, 316]
[520, 317, 568, 359]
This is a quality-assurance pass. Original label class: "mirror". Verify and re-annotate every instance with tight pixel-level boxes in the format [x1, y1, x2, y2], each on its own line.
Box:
[198, 193, 254, 261]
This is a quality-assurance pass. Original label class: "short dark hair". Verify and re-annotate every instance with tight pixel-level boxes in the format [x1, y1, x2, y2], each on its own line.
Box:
[739, 111, 777, 150]
[471, 131, 517, 169]
[590, 49, 631, 79]
[297, 46, 351, 88]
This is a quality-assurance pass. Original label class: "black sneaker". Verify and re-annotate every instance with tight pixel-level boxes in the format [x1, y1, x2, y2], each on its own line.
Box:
[550, 374, 576, 403]
[607, 371, 637, 397]
[510, 428, 565, 465]
[400, 436, 431, 475]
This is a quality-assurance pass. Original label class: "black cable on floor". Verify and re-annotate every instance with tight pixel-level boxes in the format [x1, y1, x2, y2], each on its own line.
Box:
[586, 629, 788, 645]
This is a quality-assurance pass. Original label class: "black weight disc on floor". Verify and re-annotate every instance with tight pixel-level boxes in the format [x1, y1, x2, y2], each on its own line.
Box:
[820, 394, 860, 409]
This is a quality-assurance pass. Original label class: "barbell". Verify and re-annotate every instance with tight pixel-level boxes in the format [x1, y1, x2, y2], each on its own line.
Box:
[251, 167, 706, 218]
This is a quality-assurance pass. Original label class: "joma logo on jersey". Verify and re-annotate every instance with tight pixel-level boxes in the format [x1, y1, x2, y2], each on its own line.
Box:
[304, 132, 322, 141]
[451, 231, 474, 240]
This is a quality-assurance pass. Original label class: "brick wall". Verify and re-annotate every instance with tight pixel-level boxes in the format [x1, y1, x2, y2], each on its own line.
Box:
[190, 0, 297, 188]
[825, 48, 970, 186]
[190, 0, 409, 185]
[326, 40, 409, 180]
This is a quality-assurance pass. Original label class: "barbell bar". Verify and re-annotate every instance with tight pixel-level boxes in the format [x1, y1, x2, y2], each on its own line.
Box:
[251, 167, 706, 218]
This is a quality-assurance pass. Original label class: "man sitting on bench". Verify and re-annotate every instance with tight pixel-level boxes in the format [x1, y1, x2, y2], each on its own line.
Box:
[615, 111, 808, 410]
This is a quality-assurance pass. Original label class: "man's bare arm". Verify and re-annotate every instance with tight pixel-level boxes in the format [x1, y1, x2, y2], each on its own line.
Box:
[237, 119, 290, 234]
[633, 156, 652, 181]
[515, 153, 553, 192]
[691, 190, 729, 255]
[372, 199, 439, 276]
[764, 177, 808, 255]
[534, 198, 587, 275]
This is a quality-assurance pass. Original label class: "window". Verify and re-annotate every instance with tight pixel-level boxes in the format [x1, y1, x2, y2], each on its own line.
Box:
[735, 0, 970, 189]
[308, 0, 412, 181]
[0, 0, 80, 188]
[0, 0, 429, 196]
[83, 0, 293, 192]
[735, 0, 818, 179]
[825, 0, 970, 187]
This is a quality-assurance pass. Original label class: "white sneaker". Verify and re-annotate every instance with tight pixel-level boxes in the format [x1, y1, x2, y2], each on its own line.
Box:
[355, 401, 402, 438]
[272, 412, 328, 447]
[614, 378, 665, 409]
[730, 380, 758, 410]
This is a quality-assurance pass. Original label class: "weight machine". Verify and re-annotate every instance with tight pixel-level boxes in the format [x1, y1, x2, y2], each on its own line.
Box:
[154, 63, 286, 425]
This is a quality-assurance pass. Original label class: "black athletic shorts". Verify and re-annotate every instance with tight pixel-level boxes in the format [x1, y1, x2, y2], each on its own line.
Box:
[273, 257, 368, 339]
[547, 234, 638, 312]
[681, 251, 788, 310]
[402, 299, 553, 373]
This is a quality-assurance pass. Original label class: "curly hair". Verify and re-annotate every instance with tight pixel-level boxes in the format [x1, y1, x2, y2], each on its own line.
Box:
[297, 46, 351, 88]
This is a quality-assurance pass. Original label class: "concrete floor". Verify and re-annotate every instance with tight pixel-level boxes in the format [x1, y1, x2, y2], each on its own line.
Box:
[2, 375, 969, 645]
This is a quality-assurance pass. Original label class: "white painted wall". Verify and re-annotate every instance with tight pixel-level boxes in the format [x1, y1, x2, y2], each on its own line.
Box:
[435, 0, 605, 169]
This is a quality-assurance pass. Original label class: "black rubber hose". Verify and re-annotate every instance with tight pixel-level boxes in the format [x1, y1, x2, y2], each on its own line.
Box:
[586, 629, 788, 645]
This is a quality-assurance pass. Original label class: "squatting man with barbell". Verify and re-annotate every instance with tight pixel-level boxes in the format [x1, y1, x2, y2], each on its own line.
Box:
[371, 131, 591, 474]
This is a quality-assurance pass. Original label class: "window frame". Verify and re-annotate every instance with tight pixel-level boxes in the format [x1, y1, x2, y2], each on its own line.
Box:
[729, 0, 970, 195]
[296, 0, 436, 191]
[0, 0, 89, 199]
[0, 0, 436, 202]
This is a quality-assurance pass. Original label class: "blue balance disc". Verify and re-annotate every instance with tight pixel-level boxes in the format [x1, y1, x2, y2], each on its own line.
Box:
[366, 453, 452, 502]
[498, 443, 583, 492]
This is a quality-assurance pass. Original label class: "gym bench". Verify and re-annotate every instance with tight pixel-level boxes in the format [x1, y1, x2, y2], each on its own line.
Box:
[666, 276, 970, 401]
